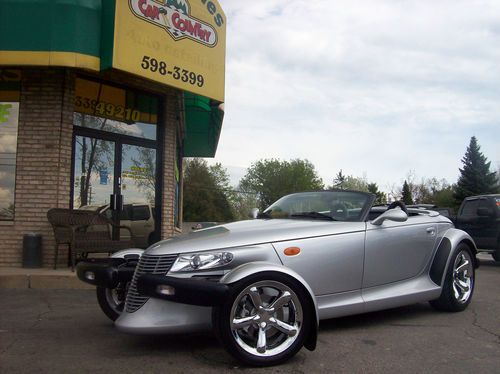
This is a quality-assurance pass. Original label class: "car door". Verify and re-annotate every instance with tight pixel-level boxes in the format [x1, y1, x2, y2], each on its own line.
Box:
[273, 222, 366, 296]
[476, 198, 497, 249]
[363, 215, 438, 288]
[456, 198, 480, 242]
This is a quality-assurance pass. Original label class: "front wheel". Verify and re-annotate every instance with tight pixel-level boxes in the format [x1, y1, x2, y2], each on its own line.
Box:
[213, 272, 311, 366]
[96, 283, 127, 321]
[430, 243, 475, 312]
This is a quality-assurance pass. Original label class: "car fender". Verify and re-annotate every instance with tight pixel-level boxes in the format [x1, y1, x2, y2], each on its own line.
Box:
[220, 261, 318, 351]
[429, 228, 477, 287]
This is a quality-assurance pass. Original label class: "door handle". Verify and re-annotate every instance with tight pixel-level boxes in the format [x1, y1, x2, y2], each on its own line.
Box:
[426, 227, 436, 236]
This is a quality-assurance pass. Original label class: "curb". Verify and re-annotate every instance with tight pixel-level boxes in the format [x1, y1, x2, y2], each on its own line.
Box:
[0, 271, 93, 290]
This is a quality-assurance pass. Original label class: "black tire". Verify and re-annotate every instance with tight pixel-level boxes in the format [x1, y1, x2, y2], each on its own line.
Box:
[96, 285, 126, 321]
[213, 272, 312, 367]
[492, 250, 500, 262]
[430, 243, 475, 312]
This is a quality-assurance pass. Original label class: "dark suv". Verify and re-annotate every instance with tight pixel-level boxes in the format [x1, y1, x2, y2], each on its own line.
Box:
[456, 194, 500, 261]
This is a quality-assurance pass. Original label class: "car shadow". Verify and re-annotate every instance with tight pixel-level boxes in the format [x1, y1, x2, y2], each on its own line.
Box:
[118, 303, 438, 367]
[318, 302, 436, 332]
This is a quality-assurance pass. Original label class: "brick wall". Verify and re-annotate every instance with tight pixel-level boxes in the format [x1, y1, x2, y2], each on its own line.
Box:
[0, 69, 74, 267]
[161, 91, 182, 237]
[0, 68, 181, 268]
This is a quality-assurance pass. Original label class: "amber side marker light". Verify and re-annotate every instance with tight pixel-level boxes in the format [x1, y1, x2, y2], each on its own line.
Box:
[284, 247, 301, 256]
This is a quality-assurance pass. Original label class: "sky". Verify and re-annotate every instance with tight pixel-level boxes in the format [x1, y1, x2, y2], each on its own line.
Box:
[210, 0, 500, 191]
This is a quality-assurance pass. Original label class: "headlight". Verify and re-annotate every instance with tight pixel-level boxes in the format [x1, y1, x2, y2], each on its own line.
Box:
[170, 252, 234, 272]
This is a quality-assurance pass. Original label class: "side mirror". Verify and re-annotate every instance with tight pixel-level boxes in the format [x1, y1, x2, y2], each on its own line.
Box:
[249, 208, 259, 219]
[371, 209, 408, 226]
[477, 207, 493, 217]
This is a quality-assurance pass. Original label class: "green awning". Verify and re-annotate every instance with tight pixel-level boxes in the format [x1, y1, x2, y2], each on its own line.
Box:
[183, 93, 224, 157]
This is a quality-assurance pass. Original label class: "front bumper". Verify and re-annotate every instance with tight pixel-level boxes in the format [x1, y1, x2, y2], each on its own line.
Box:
[115, 297, 212, 334]
[137, 274, 230, 307]
[76, 259, 135, 288]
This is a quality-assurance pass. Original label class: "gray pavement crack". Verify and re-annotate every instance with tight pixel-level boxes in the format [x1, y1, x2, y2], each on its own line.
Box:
[471, 307, 500, 344]
[29, 292, 54, 329]
[1, 293, 55, 355]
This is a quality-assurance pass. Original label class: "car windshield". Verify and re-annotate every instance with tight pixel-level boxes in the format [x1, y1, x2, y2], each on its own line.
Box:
[262, 191, 372, 222]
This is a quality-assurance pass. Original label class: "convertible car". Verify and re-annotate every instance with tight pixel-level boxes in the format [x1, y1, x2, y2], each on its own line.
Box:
[77, 190, 477, 366]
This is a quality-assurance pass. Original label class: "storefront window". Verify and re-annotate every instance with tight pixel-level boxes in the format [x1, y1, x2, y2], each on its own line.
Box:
[74, 77, 158, 140]
[174, 137, 182, 228]
[0, 69, 20, 221]
[72, 77, 160, 248]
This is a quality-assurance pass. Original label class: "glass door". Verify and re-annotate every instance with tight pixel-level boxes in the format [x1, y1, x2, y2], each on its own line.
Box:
[72, 135, 159, 248]
[120, 144, 157, 248]
[73, 136, 115, 209]
[72, 77, 161, 248]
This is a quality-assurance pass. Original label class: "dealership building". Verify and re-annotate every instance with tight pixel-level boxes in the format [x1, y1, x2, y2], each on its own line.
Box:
[0, 0, 226, 268]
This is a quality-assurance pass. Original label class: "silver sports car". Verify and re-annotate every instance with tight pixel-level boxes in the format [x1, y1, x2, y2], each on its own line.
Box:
[77, 190, 477, 366]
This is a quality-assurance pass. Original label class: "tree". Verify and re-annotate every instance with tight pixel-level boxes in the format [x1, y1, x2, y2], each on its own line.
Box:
[183, 159, 234, 222]
[433, 185, 455, 209]
[332, 170, 347, 189]
[367, 183, 387, 205]
[231, 190, 260, 221]
[329, 171, 369, 191]
[130, 146, 156, 204]
[73, 114, 114, 207]
[402, 180, 414, 205]
[240, 159, 324, 211]
[454, 136, 498, 204]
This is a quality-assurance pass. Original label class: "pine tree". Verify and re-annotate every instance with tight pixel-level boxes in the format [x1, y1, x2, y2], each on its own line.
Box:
[402, 180, 414, 205]
[367, 183, 387, 205]
[454, 136, 499, 204]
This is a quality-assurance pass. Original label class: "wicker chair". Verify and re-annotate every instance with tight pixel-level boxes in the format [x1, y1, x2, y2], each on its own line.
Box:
[47, 208, 135, 271]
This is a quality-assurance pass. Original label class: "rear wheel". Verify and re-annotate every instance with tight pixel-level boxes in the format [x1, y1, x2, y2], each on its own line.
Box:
[214, 272, 311, 366]
[96, 283, 127, 321]
[430, 243, 474, 312]
[492, 249, 500, 262]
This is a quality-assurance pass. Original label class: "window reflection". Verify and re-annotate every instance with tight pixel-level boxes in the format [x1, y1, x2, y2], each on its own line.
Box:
[73, 78, 158, 140]
[121, 144, 156, 206]
[0, 102, 19, 220]
[73, 136, 115, 208]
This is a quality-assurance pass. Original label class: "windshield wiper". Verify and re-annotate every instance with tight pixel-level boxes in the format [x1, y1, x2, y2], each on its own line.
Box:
[290, 212, 336, 221]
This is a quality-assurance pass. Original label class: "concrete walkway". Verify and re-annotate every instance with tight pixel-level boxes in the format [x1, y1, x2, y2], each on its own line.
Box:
[0, 267, 93, 289]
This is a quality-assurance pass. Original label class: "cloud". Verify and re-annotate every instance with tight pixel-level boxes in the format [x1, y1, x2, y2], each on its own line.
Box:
[213, 0, 500, 189]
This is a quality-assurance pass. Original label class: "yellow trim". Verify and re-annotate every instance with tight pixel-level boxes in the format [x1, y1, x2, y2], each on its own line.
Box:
[0, 51, 100, 71]
[0, 91, 20, 101]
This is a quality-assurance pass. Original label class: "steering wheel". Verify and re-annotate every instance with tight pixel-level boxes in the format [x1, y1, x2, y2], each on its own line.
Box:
[387, 200, 408, 215]
[330, 203, 348, 219]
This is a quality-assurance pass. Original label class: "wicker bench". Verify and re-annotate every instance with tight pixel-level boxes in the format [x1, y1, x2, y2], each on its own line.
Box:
[47, 208, 135, 270]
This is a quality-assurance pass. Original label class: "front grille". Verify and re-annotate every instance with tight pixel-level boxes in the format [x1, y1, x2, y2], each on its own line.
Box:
[125, 254, 178, 313]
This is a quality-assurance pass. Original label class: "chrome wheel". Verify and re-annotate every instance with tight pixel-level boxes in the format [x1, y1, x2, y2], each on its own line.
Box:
[104, 286, 126, 314]
[230, 280, 303, 357]
[97, 282, 128, 321]
[452, 250, 473, 304]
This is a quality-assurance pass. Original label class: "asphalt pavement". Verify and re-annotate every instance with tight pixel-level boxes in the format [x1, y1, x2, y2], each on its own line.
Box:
[1, 257, 499, 373]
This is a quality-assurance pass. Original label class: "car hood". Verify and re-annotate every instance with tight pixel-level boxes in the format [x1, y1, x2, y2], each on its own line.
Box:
[146, 219, 366, 255]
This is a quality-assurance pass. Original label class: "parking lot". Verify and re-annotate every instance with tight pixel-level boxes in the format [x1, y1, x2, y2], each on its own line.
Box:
[1, 256, 499, 373]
